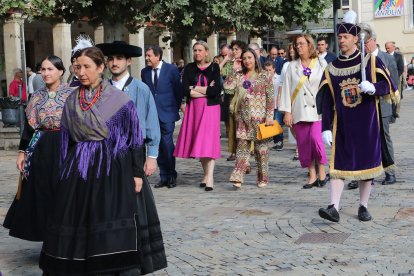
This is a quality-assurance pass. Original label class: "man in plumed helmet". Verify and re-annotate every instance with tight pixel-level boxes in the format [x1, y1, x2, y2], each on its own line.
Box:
[317, 10, 398, 222]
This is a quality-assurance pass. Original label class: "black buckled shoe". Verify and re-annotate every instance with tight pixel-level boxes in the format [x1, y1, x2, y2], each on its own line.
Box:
[382, 174, 396, 185]
[358, 205, 372, 221]
[348, 180, 359, 189]
[319, 204, 340, 222]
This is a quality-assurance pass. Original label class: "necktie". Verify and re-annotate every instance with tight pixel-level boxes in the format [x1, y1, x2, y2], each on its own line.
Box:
[153, 68, 158, 90]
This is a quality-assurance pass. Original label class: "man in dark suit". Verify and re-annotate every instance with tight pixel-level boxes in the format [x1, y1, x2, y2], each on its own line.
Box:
[141, 45, 183, 189]
[248, 43, 267, 66]
[268, 46, 285, 75]
[317, 37, 336, 64]
[348, 24, 398, 190]
[385, 41, 404, 116]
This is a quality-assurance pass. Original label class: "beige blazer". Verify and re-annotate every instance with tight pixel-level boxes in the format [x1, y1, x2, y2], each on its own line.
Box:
[279, 57, 327, 124]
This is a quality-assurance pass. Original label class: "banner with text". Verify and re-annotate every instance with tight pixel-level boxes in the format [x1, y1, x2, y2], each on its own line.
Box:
[374, 0, 404, 18]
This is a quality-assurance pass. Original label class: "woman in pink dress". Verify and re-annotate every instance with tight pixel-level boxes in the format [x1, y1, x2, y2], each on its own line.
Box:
[174, 40, 222, 191]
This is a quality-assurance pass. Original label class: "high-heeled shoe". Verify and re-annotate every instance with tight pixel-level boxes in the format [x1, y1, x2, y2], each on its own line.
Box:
[303, 179, 319, 189]
[226, 154, 236, 161]
[232, 182, 242, 189]
[293, 151, 299, 161]
[205, 186, 213, 191]
[318, 178, 328, 187]
[200, 183, 206, 187]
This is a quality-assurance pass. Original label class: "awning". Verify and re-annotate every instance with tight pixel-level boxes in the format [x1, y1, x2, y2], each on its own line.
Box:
[285, 28, 334, 35]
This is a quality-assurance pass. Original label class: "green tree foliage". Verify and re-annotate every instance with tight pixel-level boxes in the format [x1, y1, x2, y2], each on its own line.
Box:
[0, 0, 55, 20]
[1, 0, 330, 40]
[145, 0, 331, 41]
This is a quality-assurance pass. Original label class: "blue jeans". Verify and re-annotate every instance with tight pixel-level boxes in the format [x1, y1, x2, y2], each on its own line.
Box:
[273, 109, 284, 143]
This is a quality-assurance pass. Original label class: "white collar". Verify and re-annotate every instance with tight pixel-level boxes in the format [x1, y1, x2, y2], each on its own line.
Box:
[372, 48, 379, 57]
[111, 72, 130, 91]
[319, 52, 327, 58]
[389, 51, 395, 55]
[154, 61, 163, 70]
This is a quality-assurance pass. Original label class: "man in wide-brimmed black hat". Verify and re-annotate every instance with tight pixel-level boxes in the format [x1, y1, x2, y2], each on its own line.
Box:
[96, 41, 167, 274]
[96, 40, 160, 178]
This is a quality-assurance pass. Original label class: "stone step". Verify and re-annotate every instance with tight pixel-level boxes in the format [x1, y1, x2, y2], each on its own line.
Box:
[0, 121, 20, 150]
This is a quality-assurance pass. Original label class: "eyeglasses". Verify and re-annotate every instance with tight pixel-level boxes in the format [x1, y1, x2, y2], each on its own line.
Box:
[278, 52, 285, 56]
[295, 42, 308, 48]
[363, 38, 372, 45]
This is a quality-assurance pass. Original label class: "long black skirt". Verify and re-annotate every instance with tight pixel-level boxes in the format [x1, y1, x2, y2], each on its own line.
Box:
[39, 144, 167, 275]
[3, 131, 61, 241]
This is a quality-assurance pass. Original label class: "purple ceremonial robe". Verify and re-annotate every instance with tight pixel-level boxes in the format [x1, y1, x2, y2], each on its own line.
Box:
[319, 50, 396, 180]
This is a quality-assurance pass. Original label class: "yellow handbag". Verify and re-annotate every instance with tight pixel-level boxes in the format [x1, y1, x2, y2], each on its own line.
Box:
[257, 121, 283, 140]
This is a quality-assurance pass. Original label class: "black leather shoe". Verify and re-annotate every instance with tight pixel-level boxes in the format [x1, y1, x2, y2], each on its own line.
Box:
[382, 174, 396, 185]
[167, 177, 177, 188]
[348, 180, 359, 189]
[154, 181, 168, 188]
[303, 179, 319, 189]
[318, 178, 328, 187]
[319, 204, 340, 222]
[358, 205, 372, 221]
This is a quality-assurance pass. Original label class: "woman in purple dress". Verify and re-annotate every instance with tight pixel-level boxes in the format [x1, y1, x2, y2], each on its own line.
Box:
[174, 40, 222, 191]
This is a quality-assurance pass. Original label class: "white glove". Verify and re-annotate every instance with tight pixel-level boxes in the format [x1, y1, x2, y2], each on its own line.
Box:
[322, 130, 332, 146]
[359, 81, 376, 95]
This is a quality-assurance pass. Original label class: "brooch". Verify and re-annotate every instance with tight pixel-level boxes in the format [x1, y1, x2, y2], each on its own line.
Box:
[242, 80, 252, 89]
[303, 67, 311, 77]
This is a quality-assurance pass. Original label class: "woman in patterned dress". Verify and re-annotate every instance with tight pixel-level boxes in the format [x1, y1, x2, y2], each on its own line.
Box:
[225, 48, 274, 188]
[3, 56, 73, 241]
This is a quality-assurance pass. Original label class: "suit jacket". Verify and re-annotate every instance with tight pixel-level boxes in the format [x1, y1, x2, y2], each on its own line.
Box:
[393, 52, 404, 77]
[377, 50, 398, 117]
[141, 61, 183, 123]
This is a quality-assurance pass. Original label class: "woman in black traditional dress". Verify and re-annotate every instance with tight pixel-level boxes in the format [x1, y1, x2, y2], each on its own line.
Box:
[3, 56, 72, 241]
[39, 47, 166, 275]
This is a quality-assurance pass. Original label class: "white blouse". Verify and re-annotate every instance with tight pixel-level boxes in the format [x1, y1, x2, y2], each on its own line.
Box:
[279, 57, 327, 124]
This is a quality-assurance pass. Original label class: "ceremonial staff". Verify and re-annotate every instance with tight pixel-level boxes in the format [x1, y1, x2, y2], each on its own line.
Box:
[360, 31, 366, 82]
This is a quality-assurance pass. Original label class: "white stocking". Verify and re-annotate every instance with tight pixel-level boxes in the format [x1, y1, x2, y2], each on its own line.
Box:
[359, 180, 373, 207]
[330, 179, 345, 210]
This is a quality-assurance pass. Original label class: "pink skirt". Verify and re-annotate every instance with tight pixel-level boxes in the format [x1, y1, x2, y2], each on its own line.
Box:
[174, 98, 221, 159]
[293, 121, 327, 168]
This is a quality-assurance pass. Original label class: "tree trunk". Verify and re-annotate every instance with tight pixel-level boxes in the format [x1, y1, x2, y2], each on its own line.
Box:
[103, 22, 126, 42]
[236, 29, 250, 44]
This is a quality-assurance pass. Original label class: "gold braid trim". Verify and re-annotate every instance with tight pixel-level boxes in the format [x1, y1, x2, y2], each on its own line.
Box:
[328, 55, 371, 77]
[330, 165, 384, 180]
[384, 164, 397, 173]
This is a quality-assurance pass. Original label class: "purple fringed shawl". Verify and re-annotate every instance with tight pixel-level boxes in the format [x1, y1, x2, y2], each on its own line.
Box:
[60, 80, 143, 179]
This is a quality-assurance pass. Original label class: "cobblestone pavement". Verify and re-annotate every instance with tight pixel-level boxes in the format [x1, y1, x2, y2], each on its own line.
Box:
[1, 91, 414, 275]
